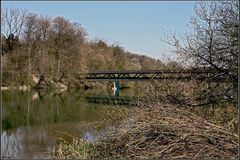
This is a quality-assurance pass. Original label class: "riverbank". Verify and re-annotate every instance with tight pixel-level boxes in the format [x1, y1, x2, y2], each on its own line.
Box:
[1, 74, 135, 92]
[53, 103, 238, 159]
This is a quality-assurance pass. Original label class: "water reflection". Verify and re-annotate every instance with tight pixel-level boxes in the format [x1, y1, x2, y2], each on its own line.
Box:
[2, 85, 235, 159]
[1, 89, 120, 159]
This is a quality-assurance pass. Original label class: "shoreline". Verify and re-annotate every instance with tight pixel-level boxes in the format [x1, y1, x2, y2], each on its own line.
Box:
[1, 85, 31, 91]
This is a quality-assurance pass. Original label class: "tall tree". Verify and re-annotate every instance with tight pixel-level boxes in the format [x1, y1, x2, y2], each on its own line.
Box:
[24, 13, 38, 79]
[1, 7, 28, 85]
[2, 7, 27, 37]
[1, 7, 27, 54]
[166, 1, 238, 83]
[165, 1, 238, 104]
[48, 16, 86, 81]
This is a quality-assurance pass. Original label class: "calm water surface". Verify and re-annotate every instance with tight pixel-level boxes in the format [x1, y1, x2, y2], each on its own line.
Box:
[1, 86, 235, 159]
[1, 88, 138, 159]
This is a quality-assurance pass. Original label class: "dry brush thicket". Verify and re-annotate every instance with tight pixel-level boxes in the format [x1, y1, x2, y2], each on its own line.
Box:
[53, 103, 238, 159]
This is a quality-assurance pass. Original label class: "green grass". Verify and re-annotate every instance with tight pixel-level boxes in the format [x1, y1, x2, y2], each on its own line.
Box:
[52, 138, 97, 159]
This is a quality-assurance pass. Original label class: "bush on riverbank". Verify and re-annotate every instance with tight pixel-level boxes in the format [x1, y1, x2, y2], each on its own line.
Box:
[53, 103, 238, 159]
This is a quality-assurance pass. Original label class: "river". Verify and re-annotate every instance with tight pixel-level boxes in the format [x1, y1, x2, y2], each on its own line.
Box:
[1, 86, 236, 159]
[1, 88, 141, 159]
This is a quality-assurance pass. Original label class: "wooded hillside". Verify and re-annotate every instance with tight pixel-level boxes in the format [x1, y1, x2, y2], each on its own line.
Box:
[1, 8, 178, 88]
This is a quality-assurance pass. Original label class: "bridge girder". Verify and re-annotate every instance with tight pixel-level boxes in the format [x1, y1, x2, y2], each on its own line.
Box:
[83, 70, 235, 82]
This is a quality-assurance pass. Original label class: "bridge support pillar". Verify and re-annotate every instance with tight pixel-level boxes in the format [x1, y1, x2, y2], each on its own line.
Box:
[113, 81, 120, 96]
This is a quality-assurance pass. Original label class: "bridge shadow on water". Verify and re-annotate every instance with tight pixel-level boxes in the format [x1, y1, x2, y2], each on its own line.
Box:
[85, 87, 165, 106]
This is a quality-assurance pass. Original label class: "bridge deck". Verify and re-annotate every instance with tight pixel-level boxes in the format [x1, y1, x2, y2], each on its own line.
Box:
[82, 69, 235, 82]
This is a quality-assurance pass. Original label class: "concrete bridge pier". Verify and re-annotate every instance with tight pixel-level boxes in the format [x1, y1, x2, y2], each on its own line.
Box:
[113, 81, 120, 97]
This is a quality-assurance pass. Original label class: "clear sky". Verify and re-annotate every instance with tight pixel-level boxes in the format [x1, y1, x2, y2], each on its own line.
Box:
[2, 1, 195, 60]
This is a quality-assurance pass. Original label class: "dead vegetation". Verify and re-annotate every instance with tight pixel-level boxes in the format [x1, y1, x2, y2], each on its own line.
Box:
[94, 103, 238, 159]
[53, 103, 238, 159]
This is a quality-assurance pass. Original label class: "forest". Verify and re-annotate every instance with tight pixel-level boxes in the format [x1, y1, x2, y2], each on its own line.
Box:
[1, 8, 181, 89]
[1, 1, 238, 105]
[1, 1, 239, 159]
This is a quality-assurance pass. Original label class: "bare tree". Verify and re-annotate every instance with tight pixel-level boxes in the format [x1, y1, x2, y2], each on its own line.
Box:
[164, 1, 238, 104]
[165, 1, 238, 83]
[2, 7, 27, 37]
[1, 8, 28, 84]
[49, 16, 87, 80]
[24, 13, 38, 79]
[35, 16, 51, 75]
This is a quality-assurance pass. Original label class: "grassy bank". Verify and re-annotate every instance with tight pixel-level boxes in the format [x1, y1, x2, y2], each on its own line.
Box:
[53, 103, 238, 159]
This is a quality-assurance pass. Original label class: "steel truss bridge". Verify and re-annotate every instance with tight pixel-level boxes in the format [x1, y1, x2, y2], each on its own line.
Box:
[83, 69, 236, 82]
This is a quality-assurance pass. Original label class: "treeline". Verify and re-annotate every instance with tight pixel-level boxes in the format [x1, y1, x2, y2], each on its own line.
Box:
[1, 1, 238, 91]
[1, 8, 179, 88]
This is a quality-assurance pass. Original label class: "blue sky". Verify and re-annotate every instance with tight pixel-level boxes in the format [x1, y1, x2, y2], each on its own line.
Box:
[2, 1, 195, 60]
